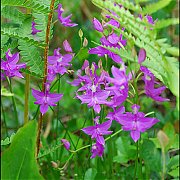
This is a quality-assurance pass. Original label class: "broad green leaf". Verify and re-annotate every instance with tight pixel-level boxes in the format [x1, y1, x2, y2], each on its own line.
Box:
[1, 120, 44, 180]
[140, 139, 161, 172]
[113, 136, 136, 164]
[84, 168, 97, 180]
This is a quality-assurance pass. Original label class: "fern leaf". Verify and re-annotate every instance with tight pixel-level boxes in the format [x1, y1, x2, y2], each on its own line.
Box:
[1, 28, 45, 47]
[1, 6, 27, 24]
[1, 0, 49, 14]
[18, 39, 44, 76]
[142, 0, 172, 15]
[1, 39, 19, 58]
[115, 0, 142, 13]
[154, 18, 179, 29]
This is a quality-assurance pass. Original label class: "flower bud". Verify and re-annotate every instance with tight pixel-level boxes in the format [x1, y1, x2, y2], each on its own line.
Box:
[83, 37, 88, 47]
[63, 40, 73, 53]
[138, 48, 146, 64]
[78, 29, 83, 38]
[92, 18, 103, 32]
[61, 139, 70, 150]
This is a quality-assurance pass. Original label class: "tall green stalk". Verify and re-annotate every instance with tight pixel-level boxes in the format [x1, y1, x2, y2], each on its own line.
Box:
[7, 78, 18, 125]
[24, 72, 30, 125]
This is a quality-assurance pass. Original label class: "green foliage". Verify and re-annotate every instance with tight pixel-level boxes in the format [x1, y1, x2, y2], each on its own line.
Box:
[1, 0, 49, 14]
[1, 120, 43, 180]
[142, 0, 172, 15]
[18, 39, 44, 76]
[113, 136, 136, 163]
[1, 6, 28, 24]
[140, 139, 161, 172]
[84, 168, 97, 180]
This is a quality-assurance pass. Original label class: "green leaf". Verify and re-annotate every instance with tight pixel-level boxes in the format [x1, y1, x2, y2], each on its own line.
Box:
[1, 120, 44, 180]
[113, 136, 136, 164]
[84, 168, 97, 180]
[142, 0, 172, 14]
[167, 155, 179, 171]
[140, 139, 161, 172]
[154, 18, 179, 29]
[1, 0, 49, 14]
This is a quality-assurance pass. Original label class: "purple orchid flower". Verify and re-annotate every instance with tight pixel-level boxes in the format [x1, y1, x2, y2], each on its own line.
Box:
[1, 49, 26, 78]
[76, 90, 110, 113]
[47, 47, 73, 82]
[31, 21, 41, 35]
[61, 139, 70, 150]
[140, 66, 169, 102]
[106, 106, 125, 121]
[91, 142, 104, 158]
[116, 104, 159, 142]
[32, 84, 63, 115]
[56, 4, 78, 27]
[82, 118, 112, 145]
[92, 17, 104, 32]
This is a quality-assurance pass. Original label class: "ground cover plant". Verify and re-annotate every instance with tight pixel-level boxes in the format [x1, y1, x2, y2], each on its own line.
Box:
[1, 0, 179, 179]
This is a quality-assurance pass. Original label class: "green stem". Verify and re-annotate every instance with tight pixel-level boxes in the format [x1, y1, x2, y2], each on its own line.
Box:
[1, 100, 9, 137]
[24, 72, 30, 125]
[7, 78, 18, 125]
[134, 141, 139, 180]
[162, 148, 166, 180]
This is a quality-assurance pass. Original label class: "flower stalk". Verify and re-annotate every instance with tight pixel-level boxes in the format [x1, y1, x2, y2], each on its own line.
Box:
[36, 0, 56, 157]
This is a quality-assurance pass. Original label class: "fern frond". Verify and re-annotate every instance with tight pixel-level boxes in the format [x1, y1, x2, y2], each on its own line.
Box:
[1, 28, 45, 47]
[1, 0, 49, 14]
[1, 39, 18, 58]
[115, 0, 142, 13]
[18, 39, 44, 76]
[1, 6, 27, 24]
[142, 0, 172, 15]
[154, 18, 179, 29]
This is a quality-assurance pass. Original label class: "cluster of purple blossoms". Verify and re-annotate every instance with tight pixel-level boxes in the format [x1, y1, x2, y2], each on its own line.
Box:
[1, 49, 26, 79]
[89, 14, 126, 64]
[32, 3, 77, 115]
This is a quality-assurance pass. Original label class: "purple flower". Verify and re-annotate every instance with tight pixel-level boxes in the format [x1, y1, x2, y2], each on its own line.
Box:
[138, 48, 146, 64]
[82, 118, 112, 145]
[91, 142, 104, 158]
[31, 21, 41, 35]
[1, 49, 26, 78]
[32, 85, 63, 115]
[92, 18, 103, 32]
[116, 104, 159, 142]
[106, 106, 125, 121]
[63, 40, 73, 53]
[76, 90, 110, 113]
[140, 66, 169, 102]
[61, 139, 70, 150]
[56, 4, 78, 27]
[47, 47, 73, 81]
